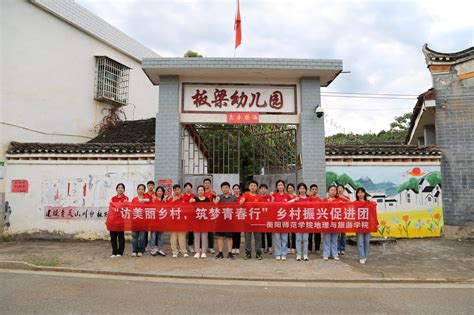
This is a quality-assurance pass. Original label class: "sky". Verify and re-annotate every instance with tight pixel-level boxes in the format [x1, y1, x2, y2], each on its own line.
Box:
[77, 0, 473, 136]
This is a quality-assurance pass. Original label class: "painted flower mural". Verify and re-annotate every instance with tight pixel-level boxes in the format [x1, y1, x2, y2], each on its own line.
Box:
[327, 165, 444, 238]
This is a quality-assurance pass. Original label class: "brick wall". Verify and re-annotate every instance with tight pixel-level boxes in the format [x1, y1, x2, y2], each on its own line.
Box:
[154, 75, 182, 185]
[432, 68, 474, 226]
[297, 77, 326, 198]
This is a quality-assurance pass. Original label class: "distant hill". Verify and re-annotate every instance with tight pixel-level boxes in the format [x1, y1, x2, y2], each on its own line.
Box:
[356, 176, 398, 197]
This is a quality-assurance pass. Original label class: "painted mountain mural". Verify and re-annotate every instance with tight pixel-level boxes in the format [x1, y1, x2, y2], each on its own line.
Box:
[326, 165, 444, 238]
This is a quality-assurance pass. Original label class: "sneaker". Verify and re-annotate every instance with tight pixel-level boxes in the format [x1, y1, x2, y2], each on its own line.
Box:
[131, 252, 137, 257]
[236, 249, 240, 255]
[188, 246, 195, 253]
[256, 255, 263, 260]
[340, 250, 345, 256]
[150, 249, 157, 256]
[296, 255, 301, 261]
[194, 253, 200, 259]
[227, 252, 234, 260]
[172, 253, 178, 258]
[323, 256, 328, 260]
[244, 254, 251, 260]
[110, 255, 117, 258]
[268, 247, 273, 255]
[290, 248, 295, 254]
[116, 254, 122, 257]
[201, 253, 207, 259]
[276, 256, 281, 260]
[157, 250, 166, 257]
[137, 252, 143, 257]
[281, 256, 286, 261]
[209, 248, 216, 254]
[215, 252, 224, 259]
[183, 253, 189, 258]
[334, 256, 340, 261]
[303, 255, 309, 261]
[361, 258, 366, 264]
[231, 249, 236, 254]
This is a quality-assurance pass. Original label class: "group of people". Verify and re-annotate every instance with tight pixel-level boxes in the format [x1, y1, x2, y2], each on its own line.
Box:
[109, 178, 372, 264]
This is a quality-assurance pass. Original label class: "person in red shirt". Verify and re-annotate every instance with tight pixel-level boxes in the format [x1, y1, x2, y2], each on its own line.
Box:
[240, 180, 263, 260]
[337, 184, 350, 256]
[286, 183, 297, 254]
[131, 184, 149, 257]
[190, 185, 210, 259]
[272, 180, 289, 261]
[291, 183, 310, 261]
[145, 180, 156, 201]
[322, 185, 342, 261]
[150, 186, 167, 257]
[203, 178, 217, 254]
[169, 184, 189, 258]
[231, 184, 242, 254]
[143, 180, 156, 250]
[181, 182, 196, 253]
[109, 183, 128, 258]
[259, 183, 273, 255]
[308, 184, 322, 255]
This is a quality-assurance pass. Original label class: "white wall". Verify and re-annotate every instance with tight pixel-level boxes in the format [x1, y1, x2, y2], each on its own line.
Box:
[0, 1, 159, 193]
[4, 160, 154, 238]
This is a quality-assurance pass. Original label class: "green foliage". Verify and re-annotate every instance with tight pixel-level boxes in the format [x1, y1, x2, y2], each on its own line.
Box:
[325, 171, 359, 190]
[397, 177, 420, 193]
[326, 171, 338, 189]
[425, 171, 442, 186]
[326, 112, 412, 144]
[337, 173, 359, 189]
[184, 50, 203, 57]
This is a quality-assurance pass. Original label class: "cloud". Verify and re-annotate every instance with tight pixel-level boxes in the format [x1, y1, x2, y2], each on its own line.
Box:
[77, 0, 472, 135]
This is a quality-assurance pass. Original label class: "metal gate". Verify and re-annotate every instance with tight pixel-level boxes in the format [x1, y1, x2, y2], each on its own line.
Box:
[182, 124, 296, 184]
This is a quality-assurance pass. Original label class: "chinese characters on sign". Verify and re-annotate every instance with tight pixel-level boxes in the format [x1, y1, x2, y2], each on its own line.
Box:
[227, 112, 259, 124]
[44, 206, 108, 220]
[107, 201, 378, 233]
[182, 84, 297, 114]
[11, 180, 28, 193]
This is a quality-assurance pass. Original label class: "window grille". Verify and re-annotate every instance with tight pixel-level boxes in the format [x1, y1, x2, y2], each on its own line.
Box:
[94, 56, 129, 106]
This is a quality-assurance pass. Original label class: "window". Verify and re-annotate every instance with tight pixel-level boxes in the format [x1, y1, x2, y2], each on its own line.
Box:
[428, 197, 432, 202]
[94, 56, 130, 106]
[377, 199, 383, 203]
[407, 193, 411, 203]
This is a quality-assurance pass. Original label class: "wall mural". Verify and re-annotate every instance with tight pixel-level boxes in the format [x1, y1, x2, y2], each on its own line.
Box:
[326, 165, 443, 238]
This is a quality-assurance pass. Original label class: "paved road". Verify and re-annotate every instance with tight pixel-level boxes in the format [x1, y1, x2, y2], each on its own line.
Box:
[0, 270, 473, 314]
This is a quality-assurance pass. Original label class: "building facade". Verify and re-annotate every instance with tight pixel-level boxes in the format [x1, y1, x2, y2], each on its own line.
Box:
[1, 0, 160, 227]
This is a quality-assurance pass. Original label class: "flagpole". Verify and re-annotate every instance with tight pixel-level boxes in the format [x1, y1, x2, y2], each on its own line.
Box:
[234, 0, 237, 57]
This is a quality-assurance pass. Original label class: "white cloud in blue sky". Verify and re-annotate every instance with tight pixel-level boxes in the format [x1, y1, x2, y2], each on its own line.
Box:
[77, 0, 473, 135]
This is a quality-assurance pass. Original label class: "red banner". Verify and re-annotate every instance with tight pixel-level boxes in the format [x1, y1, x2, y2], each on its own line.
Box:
[107, 201, 377, 233]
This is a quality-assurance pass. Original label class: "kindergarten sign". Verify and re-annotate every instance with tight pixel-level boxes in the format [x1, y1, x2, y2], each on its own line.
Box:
[107, 201, 377, 233]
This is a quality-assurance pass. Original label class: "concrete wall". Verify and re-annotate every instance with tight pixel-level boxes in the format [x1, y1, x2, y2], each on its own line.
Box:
[3, 160, 154, 238]
[430, 62, 474, 226]
[0, 0, 159, 216]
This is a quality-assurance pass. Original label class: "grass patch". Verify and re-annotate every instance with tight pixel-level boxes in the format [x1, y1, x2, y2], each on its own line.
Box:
[26, 255, 61, 267]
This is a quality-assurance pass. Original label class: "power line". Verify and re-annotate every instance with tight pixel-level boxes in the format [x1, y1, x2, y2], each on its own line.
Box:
[321, 94, 415, 100]
[322, 91, 419, 97]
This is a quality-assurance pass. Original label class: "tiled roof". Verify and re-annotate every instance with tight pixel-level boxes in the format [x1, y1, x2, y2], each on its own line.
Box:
[325, 144, 441, 156]
[89, 118, 155, 143]
[30, 0, 159, 60]
[7, 142, 154, 155]
[405, 88, 436, 144]
[423, 44, 474, 66]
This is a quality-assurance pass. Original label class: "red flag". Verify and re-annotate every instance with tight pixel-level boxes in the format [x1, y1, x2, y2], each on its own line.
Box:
[234, 0, 242, 49]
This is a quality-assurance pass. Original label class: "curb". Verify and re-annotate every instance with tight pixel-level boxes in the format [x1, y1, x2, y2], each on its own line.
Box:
[1, 261, 473, 284]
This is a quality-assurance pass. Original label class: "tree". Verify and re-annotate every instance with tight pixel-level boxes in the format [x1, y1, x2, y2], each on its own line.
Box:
[425, 171, 442, 186]
[397, 177, 419, 193]
[184, 50, 203, 57]
[325, 112, 412, 144]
